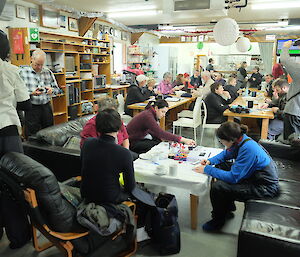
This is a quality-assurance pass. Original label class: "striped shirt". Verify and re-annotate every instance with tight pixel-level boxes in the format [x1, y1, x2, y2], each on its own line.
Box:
[19, 66, 60, 105]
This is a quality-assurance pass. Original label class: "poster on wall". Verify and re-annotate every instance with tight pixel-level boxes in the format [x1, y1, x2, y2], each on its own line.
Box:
[29, 8, 38, 23]
[59, 15, 67, 28]
[16, 5, 26, 19]
[40, 6, 59, 28]
[68, 17, 78, 32]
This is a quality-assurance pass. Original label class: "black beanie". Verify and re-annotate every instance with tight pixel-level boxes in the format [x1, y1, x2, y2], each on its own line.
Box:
[0, 29, 10, 61]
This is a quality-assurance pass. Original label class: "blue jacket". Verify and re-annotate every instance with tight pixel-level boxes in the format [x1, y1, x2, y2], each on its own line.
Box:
[204, 135, 273, 184]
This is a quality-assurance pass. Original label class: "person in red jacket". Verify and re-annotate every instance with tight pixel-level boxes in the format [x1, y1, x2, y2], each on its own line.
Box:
[127, 99, 195, 154]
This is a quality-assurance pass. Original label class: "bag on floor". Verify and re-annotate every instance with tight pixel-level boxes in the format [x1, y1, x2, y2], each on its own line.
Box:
[146, 193, 181, 255]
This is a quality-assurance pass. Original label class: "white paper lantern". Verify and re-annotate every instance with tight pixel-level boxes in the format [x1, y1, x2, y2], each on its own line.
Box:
[213, 18, 239, 46]
[236, 37, 251, 52]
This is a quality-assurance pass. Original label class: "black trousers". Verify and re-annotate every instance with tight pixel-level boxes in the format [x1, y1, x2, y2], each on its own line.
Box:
[283, 113, 300, 140]
[0, 136, 23, 159]
[25, 102, 54, 137]
[130, 138, 161, 154]
[210, 169, 279, 220]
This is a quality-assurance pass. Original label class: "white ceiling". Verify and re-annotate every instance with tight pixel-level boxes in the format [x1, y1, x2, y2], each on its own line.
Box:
[48, 0, 300, 35]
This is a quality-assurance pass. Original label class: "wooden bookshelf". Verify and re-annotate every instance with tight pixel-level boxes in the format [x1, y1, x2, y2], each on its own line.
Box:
[8, 28, 112, 124]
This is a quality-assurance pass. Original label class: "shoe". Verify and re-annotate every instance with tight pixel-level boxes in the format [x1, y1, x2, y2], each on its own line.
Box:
[202, 219, 225, 232]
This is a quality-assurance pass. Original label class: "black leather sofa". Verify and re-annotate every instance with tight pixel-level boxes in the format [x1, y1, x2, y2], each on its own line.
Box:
[0, 152, 135, 256]
[23, 115, 93, 181]
[237, 141, 300, 257]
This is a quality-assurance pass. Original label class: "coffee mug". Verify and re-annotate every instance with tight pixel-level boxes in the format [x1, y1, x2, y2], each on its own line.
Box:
[251, 91, 257, 97]
[247, 101, 254, 108]
[169, 164, 178, 177]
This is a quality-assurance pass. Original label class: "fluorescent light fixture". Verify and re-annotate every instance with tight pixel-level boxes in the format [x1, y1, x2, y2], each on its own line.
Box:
[256, 21, 288, 27]
[106, 5, 157, 13]
[264, 26, 300, 31]
[252, 2, 300, 9]
[107, 10, 161, 18]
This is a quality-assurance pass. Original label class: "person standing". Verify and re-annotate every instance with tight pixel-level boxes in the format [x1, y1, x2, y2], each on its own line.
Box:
[190, 70, 202, 88]
[206, 58, 215, 72]
[236, 61, 248, 89]
[280, 40, 300, 140]
[194, 122, 279, 232]
[0, 29, 31, 248]
[124, 74, 153, 116]
[19, 49, 60, 137]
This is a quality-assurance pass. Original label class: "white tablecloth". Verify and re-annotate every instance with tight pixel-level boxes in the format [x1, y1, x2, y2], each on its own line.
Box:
[134, 144, 223, 196]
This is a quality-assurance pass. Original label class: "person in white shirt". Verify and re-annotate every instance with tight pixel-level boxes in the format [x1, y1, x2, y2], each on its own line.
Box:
[0, 29, 31, 158]
[192, 70, 214, 99]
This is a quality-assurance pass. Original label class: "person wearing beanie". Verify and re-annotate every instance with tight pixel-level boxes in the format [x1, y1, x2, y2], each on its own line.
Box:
[19, 49, 60, 137]
[0, 29, 31, 248]
[125, 74, 153, 116]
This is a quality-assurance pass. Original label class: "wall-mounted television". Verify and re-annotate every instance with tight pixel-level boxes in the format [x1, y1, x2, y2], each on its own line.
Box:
[276, 39, 300, 55]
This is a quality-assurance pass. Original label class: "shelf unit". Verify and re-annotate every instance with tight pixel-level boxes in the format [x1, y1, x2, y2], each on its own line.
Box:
[8, 29, 112, 124]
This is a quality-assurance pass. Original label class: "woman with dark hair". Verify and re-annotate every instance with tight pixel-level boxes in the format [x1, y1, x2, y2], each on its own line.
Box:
[194, 122, 279, 232]
[204, 82, 231, 124]
[127, 99, 195, 153]
[81, 109, 136, 204]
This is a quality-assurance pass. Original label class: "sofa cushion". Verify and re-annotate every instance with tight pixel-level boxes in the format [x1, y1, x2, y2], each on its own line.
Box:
[238, 201, 300, 257]
[274, 158, 300, 183]
[36, 115, 93, 146]
[63, 136, 81, 151]
[0, 152, 83, 233]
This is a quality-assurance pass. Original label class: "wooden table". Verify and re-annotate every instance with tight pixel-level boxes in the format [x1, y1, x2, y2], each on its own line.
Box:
[127, 97, 195, 130]
[94, 84, 130, 98]
[223, 92, 274, 139]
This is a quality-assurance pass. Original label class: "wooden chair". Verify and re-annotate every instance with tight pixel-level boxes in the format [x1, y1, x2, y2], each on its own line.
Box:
[23, 186, 137, 257]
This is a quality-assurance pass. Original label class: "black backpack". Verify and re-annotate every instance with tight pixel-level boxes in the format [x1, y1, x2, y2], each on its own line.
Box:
[146, 193, 181, 255]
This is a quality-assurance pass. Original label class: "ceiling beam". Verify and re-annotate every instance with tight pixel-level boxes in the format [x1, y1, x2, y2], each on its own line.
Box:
[78, 17, 97, 37]
[131, 32, 144, 45]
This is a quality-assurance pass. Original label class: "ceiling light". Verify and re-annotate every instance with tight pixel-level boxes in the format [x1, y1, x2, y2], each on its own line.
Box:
[106, 5, 157, 13]
[265, 26, 300, 31]
[107, 10, 161, 18]
[252, 2, 300, 9]
[255, 21, 288, 27]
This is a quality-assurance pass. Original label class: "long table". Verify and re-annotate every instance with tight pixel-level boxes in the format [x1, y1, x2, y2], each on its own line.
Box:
[223, 91, 274, 139]
[127, 97, 195, 130]
[134, 143, 223, 230]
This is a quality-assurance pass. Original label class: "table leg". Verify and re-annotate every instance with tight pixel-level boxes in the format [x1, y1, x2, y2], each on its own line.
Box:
[261, 118, 269, 139]
[227, 116, 234, 122]
[190, 194, 199, 230]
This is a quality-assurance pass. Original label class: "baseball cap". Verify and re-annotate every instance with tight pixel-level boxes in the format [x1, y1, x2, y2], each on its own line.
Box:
[293, 38, 300, 46]
[136, 74, 148, 83]
[0, 29, 10, 60]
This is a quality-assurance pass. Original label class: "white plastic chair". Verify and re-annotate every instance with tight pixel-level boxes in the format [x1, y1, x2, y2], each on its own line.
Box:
[116, 94, 132, 125]
[177, 96, 203, 119]
[200, 101, 221, 147]
[172, 97, 204, 143]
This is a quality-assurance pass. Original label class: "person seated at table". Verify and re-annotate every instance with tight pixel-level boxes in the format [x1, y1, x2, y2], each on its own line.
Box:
[157, 72, 184, 95]
[194, 121, 279, 232]
[224, 76, 239, 101]
[144, 78, 157, 96]
[192, 70, 214, 100]
[80, 97, 139, 160]
[125, 74, 153, 116]
[261, 79, 289, 140]
[214, 73, 226, 86]
[127, 99, 195, 154]
[204, 82, 231, 124]
[248, 66, 263, 89]
[172, 73, 184, 88]
[264, 74, 274, 98]
[183, 73, 194, 92]
[190, 69, 202, 88]
[81, 109, 136, 204]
